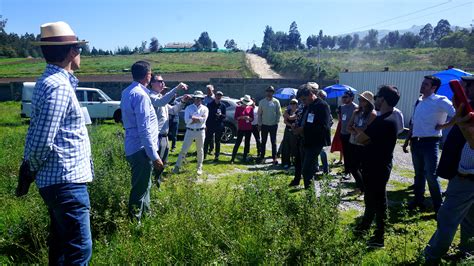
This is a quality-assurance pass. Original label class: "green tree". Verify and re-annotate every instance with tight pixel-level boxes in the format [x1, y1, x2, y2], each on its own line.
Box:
[194, 32, 213, 51]
[212, 41, 218, 49]
[224, 39, 237, 50]
[386, 31, 400, 48]
[419, 23, 433, 45]
[262, 25, 275, 50]
[149, 37, 160, 52]
[287, 21, 302, 50]
[439, 29, 469, 48]
[337, 35, 352, 50]
[432, 19, 452, 44]
[274, 31, 288, 51]
[91, 47, 98, 56]
[362, 29, 378, 48]
[350, 34, 360, 49]
[399, 32, 421, 48]
[139, 41, 147, 53]
[306, 35, 318, 49]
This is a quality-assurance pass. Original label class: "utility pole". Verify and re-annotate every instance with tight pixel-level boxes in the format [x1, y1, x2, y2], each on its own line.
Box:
[317, 35, 321, 78]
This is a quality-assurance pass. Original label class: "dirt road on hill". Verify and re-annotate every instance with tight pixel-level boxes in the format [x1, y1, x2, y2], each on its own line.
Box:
[245, 53, 283, 79]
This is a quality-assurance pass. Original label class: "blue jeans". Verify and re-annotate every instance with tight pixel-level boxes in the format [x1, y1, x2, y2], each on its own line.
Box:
[39, 183, 92, 265]
[126, 149, 153, 221]
[424, 176, 474, 260]
[316, 148, 329, 173]
[411, 138, 442, 211]
[303, 145, 324, 189]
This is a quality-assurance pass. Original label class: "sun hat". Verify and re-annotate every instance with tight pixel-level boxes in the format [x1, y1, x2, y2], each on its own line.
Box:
[216, 91, 224, 96]
[192, 90, 205, 99]
[290, 98, 298, 104]
[358, 91, 375, 107]
[32, 21, 88, 46]
[240, 95, 254, 106]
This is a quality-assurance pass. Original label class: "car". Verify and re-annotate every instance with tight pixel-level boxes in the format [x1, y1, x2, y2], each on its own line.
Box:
[21, 82, 122, 122]
[175, 96, 258, 143]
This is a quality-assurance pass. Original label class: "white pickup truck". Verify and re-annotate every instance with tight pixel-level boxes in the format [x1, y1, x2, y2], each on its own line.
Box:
[21, 82, 121, 122]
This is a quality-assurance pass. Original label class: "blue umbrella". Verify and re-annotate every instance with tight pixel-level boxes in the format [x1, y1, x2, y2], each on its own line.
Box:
[434, 68, 472, 99]
[274, 87, 298, 100]
[323, 84, 357, 99]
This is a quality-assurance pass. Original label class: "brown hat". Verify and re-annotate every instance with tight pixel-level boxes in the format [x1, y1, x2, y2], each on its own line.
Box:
[32, 21, 88, 46]
[358, 91, 375, 107]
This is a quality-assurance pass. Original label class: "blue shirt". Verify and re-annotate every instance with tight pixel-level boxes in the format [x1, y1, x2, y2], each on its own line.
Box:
[121, 82, 159, 161]
[458, 143, 474, 175]
[24, 64, 93, 188]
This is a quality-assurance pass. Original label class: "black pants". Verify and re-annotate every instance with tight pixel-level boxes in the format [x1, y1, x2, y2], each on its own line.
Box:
[291, 137, 305, 184]
[154, 135, 169, 187]
[204, 126, 223, 158]
[360, 163, 392, 239]
[348, 143, 365, 191]
[340, 134, 351, 174]
[281, 128, 298, 166]
[260, 124, 278, 160]
[231, 130, 252, 161]
[252, 125, 262, 157]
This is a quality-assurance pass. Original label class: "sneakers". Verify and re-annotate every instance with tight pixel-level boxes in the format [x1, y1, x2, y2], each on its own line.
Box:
[197, 169, 203, 175]
[288, 180, 300, 187]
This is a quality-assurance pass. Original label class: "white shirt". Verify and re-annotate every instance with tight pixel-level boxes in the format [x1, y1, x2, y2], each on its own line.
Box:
[252, 106, 259, 126]
[412, 94, 455, 138]
[184, 103, 209, 129]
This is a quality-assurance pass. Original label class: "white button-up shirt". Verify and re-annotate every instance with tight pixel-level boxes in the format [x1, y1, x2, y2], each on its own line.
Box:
[412, 94, 455, 138]
[184, 103, 208, 129]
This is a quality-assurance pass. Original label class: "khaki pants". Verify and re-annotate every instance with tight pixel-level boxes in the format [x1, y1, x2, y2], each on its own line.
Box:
[175, 129, 205, 171]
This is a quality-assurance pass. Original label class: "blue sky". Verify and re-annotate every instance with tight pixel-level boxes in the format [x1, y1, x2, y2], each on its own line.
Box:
[0, 0, 472, 51]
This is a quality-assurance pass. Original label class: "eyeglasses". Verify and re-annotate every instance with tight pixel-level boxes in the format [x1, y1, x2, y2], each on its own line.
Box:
[152, 80, 164, 84]
[341, 96, 349, 99]
[290, 102, 297, 105]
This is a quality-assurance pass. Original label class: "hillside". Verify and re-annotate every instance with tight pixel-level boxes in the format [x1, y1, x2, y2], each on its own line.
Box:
[267, 48, 473, 80]
[0, 52, 255, 79]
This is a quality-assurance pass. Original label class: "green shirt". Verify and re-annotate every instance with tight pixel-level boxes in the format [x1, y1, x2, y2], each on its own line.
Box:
[258, 97, 281, 126]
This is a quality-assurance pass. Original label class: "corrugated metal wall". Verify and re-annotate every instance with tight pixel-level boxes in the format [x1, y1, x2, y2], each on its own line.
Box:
[339, 70, 438, 126]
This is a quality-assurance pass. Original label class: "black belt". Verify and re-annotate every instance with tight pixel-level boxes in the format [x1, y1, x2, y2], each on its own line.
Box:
[458, 172, 474, 181]
[411, 136, 441, 142]
[159, 134, 168, 138]
[186, 127, 205, 131]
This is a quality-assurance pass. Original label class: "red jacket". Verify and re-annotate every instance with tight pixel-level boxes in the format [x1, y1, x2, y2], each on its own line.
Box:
[234, 105, 254, 131]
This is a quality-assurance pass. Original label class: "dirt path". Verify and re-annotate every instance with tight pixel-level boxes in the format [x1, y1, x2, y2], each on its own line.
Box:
[245, 53, 283, 79]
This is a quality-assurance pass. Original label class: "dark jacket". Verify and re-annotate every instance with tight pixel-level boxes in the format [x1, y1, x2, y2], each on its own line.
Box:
[302, 98, 331, 148]
[206, 100, 226, 129]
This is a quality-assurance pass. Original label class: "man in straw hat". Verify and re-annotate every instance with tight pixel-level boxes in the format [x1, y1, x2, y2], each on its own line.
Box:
[23, 21, 93, 264]
[173, 90, 209, 175]
[121, 61, 164, 222]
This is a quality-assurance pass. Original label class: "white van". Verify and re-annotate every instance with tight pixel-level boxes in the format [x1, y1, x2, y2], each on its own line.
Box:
[21, 82, 122, 122]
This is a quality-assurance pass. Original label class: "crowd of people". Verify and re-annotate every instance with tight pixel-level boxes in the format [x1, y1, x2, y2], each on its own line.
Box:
[19, 21, 474, 265]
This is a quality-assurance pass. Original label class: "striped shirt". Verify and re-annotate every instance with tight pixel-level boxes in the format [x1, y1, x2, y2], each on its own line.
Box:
[458, 143, 474, 175]
[24, 64, 93, 188]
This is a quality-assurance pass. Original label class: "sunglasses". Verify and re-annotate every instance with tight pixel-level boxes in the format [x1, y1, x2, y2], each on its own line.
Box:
[290, 102, 297, 105]
[152, 80, 164, 84]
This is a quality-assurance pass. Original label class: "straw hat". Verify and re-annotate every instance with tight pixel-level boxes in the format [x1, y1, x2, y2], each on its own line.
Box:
[32, 21, 88, 46]
[192, 90, 205, 99]
[240, 95, 254, 106]
[359, 91, 375, 107]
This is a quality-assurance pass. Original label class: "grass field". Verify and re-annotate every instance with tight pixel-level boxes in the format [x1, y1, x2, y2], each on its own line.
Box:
[0, 52, 255, 78]
[269, 47, 473, 80]
[0, 101, 471, 264]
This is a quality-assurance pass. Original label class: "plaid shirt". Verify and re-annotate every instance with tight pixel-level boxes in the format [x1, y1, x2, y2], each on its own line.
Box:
[24, 64, 93, 188]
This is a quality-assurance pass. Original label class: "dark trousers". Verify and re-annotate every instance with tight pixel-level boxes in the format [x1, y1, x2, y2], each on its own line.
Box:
[204, 126, 223, 158]
[252, 125, 262, 157]
[281, 127, 298, 166]
[168, 119, 179, 150]
[292, 137, 305, 185]
[39, 183, 92, 265]
[154, 135, 169, 187]
[303, 145, 324, 188]
[360, 164, 392, 239]
[232, 130, 252, 161]
[260, 124, 278, 160]
[348, 143, 365, 191]
[340, 134, 351, 174]
[126, 149, 152, 221]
